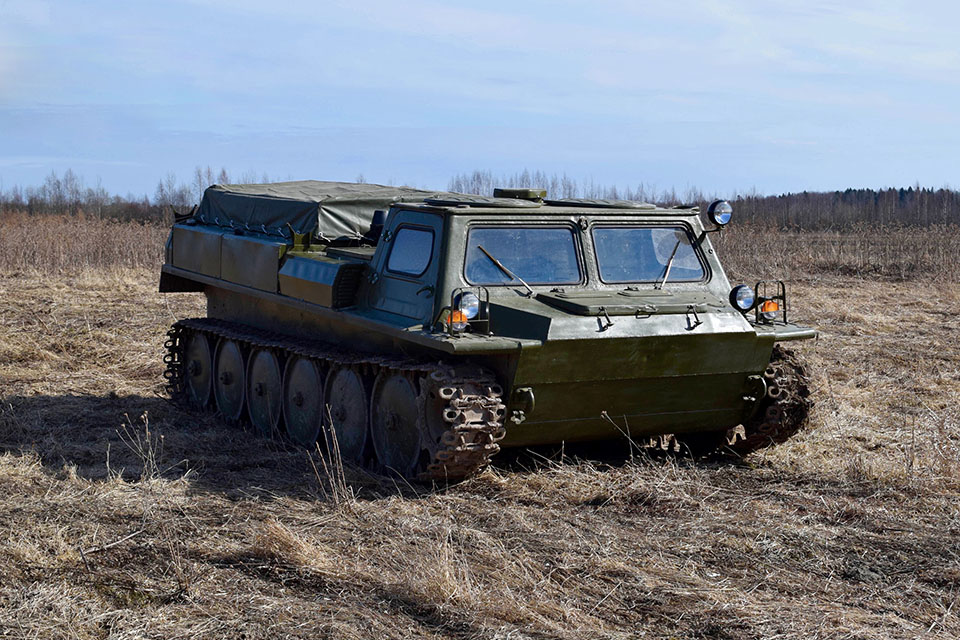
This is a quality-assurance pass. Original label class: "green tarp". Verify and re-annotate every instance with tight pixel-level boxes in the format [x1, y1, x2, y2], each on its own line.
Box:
[196, 181, 453, 241]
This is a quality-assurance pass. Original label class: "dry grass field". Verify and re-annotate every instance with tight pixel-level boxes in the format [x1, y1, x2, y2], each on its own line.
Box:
[1, 215, 959, 638]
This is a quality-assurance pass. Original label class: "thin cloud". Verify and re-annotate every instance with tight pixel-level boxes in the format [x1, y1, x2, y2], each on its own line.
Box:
[2, 0, 960, 194]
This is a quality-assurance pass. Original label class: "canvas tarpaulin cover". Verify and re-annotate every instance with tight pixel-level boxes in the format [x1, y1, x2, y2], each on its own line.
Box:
[196, 181, 453, 240]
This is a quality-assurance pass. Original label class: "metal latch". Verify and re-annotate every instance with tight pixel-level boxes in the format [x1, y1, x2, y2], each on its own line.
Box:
[597, 306, 614, 331]
[685, 305, 702, 330]
[634, 304, 658, 318]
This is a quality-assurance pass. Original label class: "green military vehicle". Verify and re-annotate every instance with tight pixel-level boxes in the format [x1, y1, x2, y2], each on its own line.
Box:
[160, 181, 814, 480]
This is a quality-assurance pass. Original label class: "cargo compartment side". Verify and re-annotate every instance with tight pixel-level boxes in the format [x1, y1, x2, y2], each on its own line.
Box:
[171, 225, 224, 277]
[220, 233, 286, 292]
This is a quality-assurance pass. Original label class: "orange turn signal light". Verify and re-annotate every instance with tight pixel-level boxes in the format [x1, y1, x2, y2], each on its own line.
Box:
[448, 309, 469, 332]
[760, 300, 779, 314]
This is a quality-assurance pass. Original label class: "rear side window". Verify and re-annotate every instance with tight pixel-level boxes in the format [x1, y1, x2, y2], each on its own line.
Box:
[387, 227, 434, 277]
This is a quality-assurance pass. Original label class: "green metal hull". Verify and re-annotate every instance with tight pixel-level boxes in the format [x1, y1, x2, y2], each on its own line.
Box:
[490, 311, 775, 446]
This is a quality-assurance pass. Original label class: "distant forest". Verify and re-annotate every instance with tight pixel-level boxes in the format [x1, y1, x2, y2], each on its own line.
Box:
[1, 167, 958, 230]
[449, 170, 960, 229]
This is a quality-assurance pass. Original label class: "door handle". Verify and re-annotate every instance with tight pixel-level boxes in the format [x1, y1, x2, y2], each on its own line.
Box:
[416, 285, 435, 298]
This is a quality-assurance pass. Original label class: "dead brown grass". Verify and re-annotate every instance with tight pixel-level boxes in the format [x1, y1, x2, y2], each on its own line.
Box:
[2, 213, 960, 283]
[0, 212, 167, 274]
[718, 223, 960, 282]
[0, 219, 959, 638]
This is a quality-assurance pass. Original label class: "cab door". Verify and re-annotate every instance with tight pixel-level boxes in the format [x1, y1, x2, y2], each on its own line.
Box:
[370, 210, 443, 324]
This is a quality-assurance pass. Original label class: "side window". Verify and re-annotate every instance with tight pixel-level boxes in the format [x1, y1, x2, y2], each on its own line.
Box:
[386, 227, 434, 277]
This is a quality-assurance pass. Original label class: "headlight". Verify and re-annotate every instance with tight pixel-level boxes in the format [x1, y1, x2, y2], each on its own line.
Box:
[729, 285, 756, 311]
[707, 200, 733, 226]
[454, 292, 480, 320]
[448, 292, 481, 333]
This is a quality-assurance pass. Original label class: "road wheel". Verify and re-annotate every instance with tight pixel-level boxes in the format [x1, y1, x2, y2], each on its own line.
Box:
[213, 338, 246, 422]
[283, 356, 325, 448]
[370, 370, 422, 478]
[323, 365, 368, 463]
[182, 331, 212, 408]
[246, 348, 282, 438]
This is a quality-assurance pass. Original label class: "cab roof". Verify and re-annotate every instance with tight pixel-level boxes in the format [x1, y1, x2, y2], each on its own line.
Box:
[401, 195, 699, 216]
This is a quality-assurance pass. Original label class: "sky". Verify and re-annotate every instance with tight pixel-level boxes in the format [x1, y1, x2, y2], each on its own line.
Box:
[1, 0, 959, 197]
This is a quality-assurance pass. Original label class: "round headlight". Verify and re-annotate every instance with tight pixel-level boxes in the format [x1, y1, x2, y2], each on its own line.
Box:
[707, 200, 733, 226]
[730, 285, 756, 311]
[455, 292, 481, 320]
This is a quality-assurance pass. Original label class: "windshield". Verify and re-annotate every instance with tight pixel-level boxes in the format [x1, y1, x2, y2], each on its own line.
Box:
[465, 226, 581, 285]
[593, 226, 705, 283]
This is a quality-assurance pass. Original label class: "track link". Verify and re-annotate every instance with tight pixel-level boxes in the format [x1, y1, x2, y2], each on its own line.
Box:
[164, 318, 506, 482]
[728, 344, 812, 454]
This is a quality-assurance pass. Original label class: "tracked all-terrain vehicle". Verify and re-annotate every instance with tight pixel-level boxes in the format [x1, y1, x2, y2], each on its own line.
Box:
[160, 181, 814, 480]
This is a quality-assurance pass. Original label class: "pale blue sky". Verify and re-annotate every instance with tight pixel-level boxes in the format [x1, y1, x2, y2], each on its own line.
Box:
[1, 0, 959, 196]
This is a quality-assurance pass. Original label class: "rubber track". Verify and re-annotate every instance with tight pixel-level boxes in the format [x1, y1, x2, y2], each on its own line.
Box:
[728, 344, 812, 454]
[163, 318, 506, 482]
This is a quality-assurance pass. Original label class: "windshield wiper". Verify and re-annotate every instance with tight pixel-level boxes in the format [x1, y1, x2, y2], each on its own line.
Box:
[477, 245, 535, 296]
[654, 238, 683, 290]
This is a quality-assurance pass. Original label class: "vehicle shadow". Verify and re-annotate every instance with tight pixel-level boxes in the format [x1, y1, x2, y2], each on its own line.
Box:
[0, 392, 390, 501]
[0, 392, 739, 502]
[491, 434, 741, 475]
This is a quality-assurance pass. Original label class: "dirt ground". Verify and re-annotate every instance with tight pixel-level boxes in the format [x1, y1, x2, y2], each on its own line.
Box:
[0, 269, 958, 639]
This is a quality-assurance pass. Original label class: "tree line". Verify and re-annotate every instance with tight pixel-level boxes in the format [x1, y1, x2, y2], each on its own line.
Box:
[448, 170, 960, 230]
[1, 168, 958, 230]
[0, 167, 264, 223]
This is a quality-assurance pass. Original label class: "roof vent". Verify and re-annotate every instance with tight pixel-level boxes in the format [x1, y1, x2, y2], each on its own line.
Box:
[545, 198, 656, 210]
[424, 195, 540, 208]
[493, 188, 546, 202]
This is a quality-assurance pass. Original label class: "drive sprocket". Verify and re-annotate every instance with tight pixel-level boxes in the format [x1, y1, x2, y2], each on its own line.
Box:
[727, 344, 812, 454]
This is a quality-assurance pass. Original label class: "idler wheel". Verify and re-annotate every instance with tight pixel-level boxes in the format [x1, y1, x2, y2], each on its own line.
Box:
[183, 331, 212, 408]
[246, 348, 282, 438]
[370, 371, 422, 477]
[213, 338, 246, 421]
[282, 356, 325, 448]
[322, 365, 368, 463]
